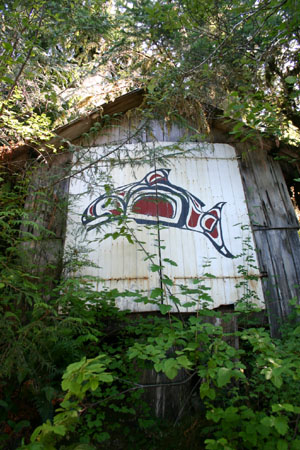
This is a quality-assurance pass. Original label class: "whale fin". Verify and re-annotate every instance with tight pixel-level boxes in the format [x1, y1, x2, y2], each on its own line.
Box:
[200, 202, 234, 258]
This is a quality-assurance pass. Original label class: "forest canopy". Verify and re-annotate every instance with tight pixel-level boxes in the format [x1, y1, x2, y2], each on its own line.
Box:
[0, 0, 299, 148]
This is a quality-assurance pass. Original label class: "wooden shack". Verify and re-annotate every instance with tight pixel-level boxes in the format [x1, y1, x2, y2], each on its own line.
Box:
[2, 88, 299, 420]
[5, 88, 300, 337]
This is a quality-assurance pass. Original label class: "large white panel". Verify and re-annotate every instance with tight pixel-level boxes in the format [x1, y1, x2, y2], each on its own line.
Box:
[65, 142, 264, 311]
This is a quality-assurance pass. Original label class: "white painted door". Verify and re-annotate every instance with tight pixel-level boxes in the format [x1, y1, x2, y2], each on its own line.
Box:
[65, 142, 264, 311]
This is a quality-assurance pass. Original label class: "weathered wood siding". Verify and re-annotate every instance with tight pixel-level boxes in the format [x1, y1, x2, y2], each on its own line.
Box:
[20, 157, 71, 286]
[236, 144, 300, 335]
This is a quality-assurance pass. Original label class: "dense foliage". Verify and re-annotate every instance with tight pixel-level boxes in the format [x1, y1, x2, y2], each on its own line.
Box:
[0, 168, 299, 449]
[1, 0, 300, 146]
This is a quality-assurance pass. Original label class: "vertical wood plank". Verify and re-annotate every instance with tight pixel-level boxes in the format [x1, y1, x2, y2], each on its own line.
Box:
[238, 144, 300, 335]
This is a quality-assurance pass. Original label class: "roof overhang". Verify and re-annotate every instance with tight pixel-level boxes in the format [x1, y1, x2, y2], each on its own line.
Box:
[0, 88, 299, 176]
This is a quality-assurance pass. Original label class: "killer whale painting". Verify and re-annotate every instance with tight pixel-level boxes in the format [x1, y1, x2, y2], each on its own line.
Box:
[82, 168, 234, 259]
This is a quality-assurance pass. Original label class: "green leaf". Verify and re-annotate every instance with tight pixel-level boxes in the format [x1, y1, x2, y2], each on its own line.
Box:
[150, 264, 162, 272]
[163, 358, 178, 379]
[272, 403, 294, 413]
[285, 76, 297, 84]
[159, 304, 172, 314]
[64, 358, 86, 374]
[200, 382, 216, 400]
[52, 424, 67, 436]
[162, 276, 173, 286]
[1, 76, 14, 84]
[261, 416, 273, 428]
[98, 373, 113, 383]
[271, 374, 282, 388]
[176, 355, 192, 369]
[90, 379, 99, 391]
[163, 258, 177, 266]
[217, 367, 232, 387]
[2, 42, 13, 51]
[277, 439, 288, 450]
[182, 302, 196, 308]
[274, 416, 288, 436]
[150, 287, 163, 298]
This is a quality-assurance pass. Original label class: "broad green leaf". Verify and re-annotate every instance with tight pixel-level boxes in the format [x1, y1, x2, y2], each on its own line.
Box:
[200, 382, 216, 400]
[90, 379, 99, 391]
[274, 416, 288, 436]
[159, 304, 172, 314]
[163, 359, 178, 379]
[277, 439, 288, 450]
[150, 287, 163, 298]
[176, 355, 192, 369]
[52, 424, 67, 436]
[217, 367, 232, 387]
[272, 403, 294, 413]
[64, 358, 86, 375]
[285, 76, 297, 84]
[271, 374, 282, 388]
[99, 373, 113, 383]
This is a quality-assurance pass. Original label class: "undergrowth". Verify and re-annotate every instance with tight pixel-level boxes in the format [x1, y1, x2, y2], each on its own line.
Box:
[0, 170, 300, 450]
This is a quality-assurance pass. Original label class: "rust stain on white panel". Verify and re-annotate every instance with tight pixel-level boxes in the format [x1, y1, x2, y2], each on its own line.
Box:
[65, 142, 264, 311]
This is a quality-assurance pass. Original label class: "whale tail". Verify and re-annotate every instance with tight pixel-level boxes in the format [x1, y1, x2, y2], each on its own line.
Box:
[200, 202, 234, 258]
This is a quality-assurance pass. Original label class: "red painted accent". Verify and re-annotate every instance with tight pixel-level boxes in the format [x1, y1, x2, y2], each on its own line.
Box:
[119, 192, 125, 196]
[89, 206, 94, 215]
[110, 201, 121, 216]
[188, 209, 200, 227]
[210, 210, 218, 218]
[149, 174, 167, 185]
[210, 228, 218, 239]
[205, 216, 219, 238]
[149, 174, 162, 182]
[110, 209, 121, 216]
[205, 218, 215, 230]
[132, 196, 173, 218]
